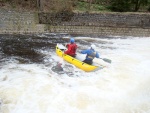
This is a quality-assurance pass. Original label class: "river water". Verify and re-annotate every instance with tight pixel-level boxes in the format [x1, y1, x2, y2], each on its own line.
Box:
[0, 34, 150, 113]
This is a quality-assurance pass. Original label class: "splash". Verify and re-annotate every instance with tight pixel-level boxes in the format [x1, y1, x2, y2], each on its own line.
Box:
[0, 36, 150, 113]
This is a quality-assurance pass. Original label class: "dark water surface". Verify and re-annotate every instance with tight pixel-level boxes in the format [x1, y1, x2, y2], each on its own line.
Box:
[0, 34, 69, 64]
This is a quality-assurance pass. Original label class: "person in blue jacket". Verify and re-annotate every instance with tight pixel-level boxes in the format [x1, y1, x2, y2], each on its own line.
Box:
[80, 44, 99, 65]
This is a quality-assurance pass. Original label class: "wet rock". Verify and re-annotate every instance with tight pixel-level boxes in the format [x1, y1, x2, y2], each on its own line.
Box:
[51, 62, 64, 73]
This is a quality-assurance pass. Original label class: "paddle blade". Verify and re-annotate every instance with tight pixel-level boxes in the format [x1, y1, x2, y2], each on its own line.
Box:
[102, 58, 112, 63]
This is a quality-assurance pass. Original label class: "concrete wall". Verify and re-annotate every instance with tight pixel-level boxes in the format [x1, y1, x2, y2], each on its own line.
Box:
[0, 9, 150, 37]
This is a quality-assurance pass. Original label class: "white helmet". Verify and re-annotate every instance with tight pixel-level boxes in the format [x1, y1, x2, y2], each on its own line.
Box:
[91, 44, 96, 50]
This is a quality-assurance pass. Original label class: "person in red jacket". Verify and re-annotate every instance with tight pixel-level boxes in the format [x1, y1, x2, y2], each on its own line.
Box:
[64, 38, 77, 57]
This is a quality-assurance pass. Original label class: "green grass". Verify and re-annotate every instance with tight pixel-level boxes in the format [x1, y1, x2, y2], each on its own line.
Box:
[74, 1, 110, 12]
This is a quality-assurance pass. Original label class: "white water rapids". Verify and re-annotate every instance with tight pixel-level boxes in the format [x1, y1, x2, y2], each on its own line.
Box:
[0, 37, 150, 113]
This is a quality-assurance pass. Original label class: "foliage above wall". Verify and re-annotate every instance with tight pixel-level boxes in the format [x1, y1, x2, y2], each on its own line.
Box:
[0, 0, 150, 12]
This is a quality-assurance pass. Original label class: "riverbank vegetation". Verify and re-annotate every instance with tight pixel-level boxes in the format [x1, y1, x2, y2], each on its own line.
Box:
[0, 0, 150, 13]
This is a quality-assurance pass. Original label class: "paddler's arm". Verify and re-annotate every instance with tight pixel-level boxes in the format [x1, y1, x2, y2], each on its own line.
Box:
[80, 49, 89, 54]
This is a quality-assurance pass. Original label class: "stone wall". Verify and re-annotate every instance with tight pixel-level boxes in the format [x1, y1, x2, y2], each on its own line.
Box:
[39, 12, 150, 37]
[46, 26, 150, 37]
[0, 9, 150, 37]
[39, 12, 150, 28]
[0, 9, 45, 33]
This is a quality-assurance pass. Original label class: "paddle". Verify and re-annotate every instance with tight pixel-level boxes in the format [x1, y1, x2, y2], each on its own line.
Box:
[99, 58, 111, 63]
[78, 49, 111, 64]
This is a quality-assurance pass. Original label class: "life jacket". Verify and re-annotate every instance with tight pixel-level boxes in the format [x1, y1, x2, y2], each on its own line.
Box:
[65, 43, 77, 56]
[86, 51, 96, 60]
[69, 43, 77, 54]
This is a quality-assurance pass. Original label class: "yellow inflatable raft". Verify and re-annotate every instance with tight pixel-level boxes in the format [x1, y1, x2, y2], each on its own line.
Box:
[56, 44, 104, 72]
